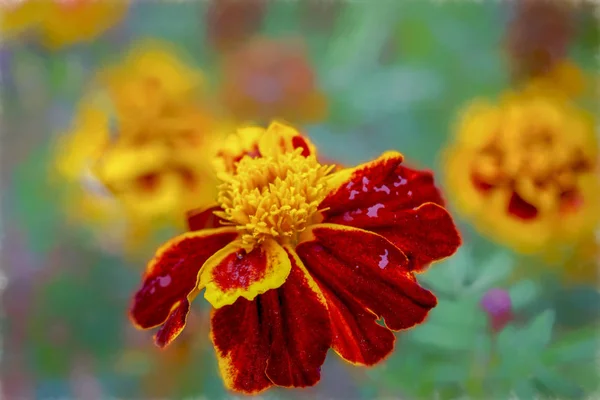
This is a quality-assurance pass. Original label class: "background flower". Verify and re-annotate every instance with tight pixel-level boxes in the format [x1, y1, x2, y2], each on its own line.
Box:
[218, 37, 328, 125]
[51, 42, 222, 253]
[1, 0, 128, 50]
[443, 89, 599, 254]
[504, 0, 575, 82]
[51, 97, 126, 253]
[204, 0, 267, 53]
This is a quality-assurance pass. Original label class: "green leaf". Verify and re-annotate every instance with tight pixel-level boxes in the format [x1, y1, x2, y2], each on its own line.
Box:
[555, 287, 600, 326]
[373, 347, 465, 397]
[465, 251, 514, 294]
[534, 366, 585, 399]
[394, 16, 439, 63]
[410, 322, 480, 352]
[323, 2, 401, 91]
[341, 66, 443, 123]
[555, 361, 600, 395]
[542, 326, 599, 365]
[512, 380, 537, 399]
[409, 297, 487, 351]
[525, 310, 556, 349]
[419, 247, 472, 295]
[430, 362, 472, 385]
[495, 310, 555, 390]
[496, 325, 521, 359]
[508, 279, 539, 311]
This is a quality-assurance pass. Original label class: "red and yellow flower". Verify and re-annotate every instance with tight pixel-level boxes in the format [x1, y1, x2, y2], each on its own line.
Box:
[444, 89, 599, 254]
[1, 0, 127, 50]
[130, 121, 461, 394]
[53, 42, 221, 252]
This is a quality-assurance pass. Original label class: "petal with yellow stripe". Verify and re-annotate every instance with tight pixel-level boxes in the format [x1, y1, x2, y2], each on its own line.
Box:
[210, 246, 331, 394]
[264, 246, 331, 388]
[200, 238, 292, 308]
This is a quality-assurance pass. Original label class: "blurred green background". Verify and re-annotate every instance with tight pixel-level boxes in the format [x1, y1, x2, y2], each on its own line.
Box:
[1, 1, 598, 399]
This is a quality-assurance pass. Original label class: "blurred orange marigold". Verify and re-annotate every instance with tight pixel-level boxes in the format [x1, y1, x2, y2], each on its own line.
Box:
[219, 37, 328, 125]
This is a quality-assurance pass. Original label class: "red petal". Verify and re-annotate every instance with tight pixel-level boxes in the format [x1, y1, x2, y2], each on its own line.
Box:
[186, 204, 229, 231]
[155, 299, 190, 348]
[490, 311, 514, 333]
[507, 192, 539, 220]
[257, 121, 317, 158]
[297, 224, 437, 333]
[317, 279, 395, 365]
[559, 190, 584, 214]
[321, 153, 445, 224]
[320, 152, 460, 270]
[324, 202, 461, 271]
[471, 173, 496, 193]
[303, 223, 411, 270]
[130, 229, 239, 331]
[212, 246, 267, 290]
[291, 134, 312, 156]
[211, 297, 272, 395]
[210, 252, 331, 394]
[263, 248, 331, 387]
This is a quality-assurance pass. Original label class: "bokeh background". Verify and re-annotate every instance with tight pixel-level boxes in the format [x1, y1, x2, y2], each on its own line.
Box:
[1, 1, 599, 399]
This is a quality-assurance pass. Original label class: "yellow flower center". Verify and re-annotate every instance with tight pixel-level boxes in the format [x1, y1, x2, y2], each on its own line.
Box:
[216, 148, 334, 250]
[472, 128, 592, 212]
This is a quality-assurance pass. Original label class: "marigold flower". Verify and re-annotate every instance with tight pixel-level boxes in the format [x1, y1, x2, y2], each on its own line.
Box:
[130, 121, 461, 394]
[52, 97, 127, 250]
[444, 90, 599, 254]
[53, 43, 220, 250]
[219, 37, 328, 125]
[1, 0, 127, 50]
[523, 59, 587, 100]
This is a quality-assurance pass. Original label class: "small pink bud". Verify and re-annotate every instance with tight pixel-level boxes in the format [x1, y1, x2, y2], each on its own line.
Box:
[480, 288, 514, 332]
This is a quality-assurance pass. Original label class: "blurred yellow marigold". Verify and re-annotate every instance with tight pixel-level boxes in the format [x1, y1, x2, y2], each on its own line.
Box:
[53, 42, 222, 252]
[1, 0, 127, 50]
[523, 60, 588, 100]
[443, 89, 599, 254]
